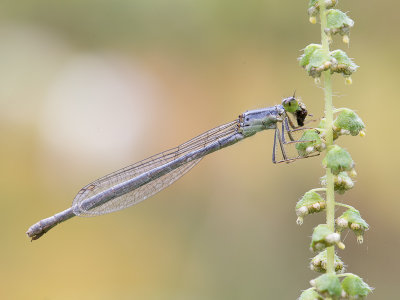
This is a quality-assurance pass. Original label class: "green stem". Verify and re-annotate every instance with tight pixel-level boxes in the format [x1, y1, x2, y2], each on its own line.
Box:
[310, 188, 327, 193]
[335, 202, 355, 210]
[318, 0, 335, 275]
[333, 108, 348, 114]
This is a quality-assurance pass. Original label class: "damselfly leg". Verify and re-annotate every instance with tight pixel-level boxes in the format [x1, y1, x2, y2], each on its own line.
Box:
[273, 117, 320, 164]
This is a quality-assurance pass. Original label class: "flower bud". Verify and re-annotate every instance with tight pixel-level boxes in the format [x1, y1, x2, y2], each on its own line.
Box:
[321, 171, 355, 194]
[296, 191, 326, 225]
[299, 47, 358, 80]
[336, 209, 369, 243]
[341, 274, 373, 299]
[322, 145, 354, 175]
[307, 0, 338, 17]
[299, 44, 322, 67]
[333, 108, 365, 136]
[299, 44, 333, 78]
[309, 16, 317, 24]
[310, 249, 345, 273]
[345, 76, 353, 85]
[330, 49, 359, 77]
[349, 169, 357, 178]
[312, 273, 342, 299]
[336, 217, 348, 229]
[296, 129, 326, 157]
[298, 287, 322, 300]
[311, 224, 344, 251]
[339, 129, 350, 135]
[325, 9, 354, 37]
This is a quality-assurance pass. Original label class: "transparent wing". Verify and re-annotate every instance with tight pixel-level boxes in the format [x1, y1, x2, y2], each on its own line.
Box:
[73, 120, 239, 216]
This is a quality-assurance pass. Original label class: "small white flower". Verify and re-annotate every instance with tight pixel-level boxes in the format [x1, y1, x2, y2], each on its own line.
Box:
[312, 203, 321, 210]
[344, 178, 354, 188]
[306, 146, 315, 154]
[340, 129, 351, 135]
[349, 169, 357, 177]
[296, 217, 304, 225]
[325, 232, 340, 244]
[336, 218, 348, 228]
[297, 206, 309, 217]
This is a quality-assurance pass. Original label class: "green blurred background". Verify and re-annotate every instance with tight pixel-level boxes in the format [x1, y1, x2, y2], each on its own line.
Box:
[1, 1, 398, 299]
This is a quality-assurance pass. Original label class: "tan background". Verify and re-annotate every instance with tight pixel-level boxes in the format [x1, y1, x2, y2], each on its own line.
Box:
[1, 1, 397, 299]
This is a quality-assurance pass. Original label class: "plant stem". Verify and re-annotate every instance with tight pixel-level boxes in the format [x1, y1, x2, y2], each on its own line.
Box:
[310, 188, 327, 193]
[318, 0, 335, 274]
[332, 108, 348, 114]
[335, 202, 355, 210]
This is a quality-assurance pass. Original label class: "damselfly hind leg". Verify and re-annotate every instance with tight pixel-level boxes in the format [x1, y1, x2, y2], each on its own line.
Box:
[273, 119, 320, 164]
[273, 126, 288, 163]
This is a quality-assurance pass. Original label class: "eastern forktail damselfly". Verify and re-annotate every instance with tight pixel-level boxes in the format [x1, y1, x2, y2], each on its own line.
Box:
[27, 96, 315, 240]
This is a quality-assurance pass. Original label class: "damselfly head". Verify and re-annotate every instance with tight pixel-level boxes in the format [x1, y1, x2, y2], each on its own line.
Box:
[282, 96, 308, 127]
[282, 96, 299, 113]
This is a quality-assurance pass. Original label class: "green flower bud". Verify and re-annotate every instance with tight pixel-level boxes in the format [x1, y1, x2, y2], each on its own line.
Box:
[299, 288, 323, 300]
[325, 9, 354, 37]
[311, 224, 344, 251]
[309, 16, 317, 24]
[349, 168, 357, 177]
[345, 76, 353, 84]
[296, 191, 326, 225]
[308, 0, 338, 17]
[299, 44, 334, 78]
[330, 49, 359, 77]
[321, 171, 354, 194]
[341, 274, 373, 299]
[307, 49, 332, 78]
[310, 273, 342, 300]
[333, 108, 365, 136]
[310, 249, 345, 273]
[322, 145, 355, 175]
[295, 129, 326, 157]
[336, 209, 369, 243]
[299, 44, 323, 68]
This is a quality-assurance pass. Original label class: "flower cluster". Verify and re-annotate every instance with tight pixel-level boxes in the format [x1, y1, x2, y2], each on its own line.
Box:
[336, 209, 369, 243]
[301, 273, 373, 300]
[299, 44, 358, 80]
[296, 1, 372, 299]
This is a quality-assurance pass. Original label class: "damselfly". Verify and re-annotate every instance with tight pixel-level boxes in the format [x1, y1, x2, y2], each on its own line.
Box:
[27, 96, 315, 240]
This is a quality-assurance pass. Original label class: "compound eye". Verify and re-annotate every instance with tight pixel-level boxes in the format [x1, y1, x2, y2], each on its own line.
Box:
[283, 97, 299, 113]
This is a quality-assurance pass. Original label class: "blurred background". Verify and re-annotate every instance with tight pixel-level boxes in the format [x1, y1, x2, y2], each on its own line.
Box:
[0, 1, 398, 299]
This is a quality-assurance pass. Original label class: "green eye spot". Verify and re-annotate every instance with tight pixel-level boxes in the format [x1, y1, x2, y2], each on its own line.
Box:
[282, 97, 300, 113]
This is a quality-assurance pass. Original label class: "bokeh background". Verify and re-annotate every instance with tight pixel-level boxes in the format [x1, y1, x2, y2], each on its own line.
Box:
[1, 1, 398, 299]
